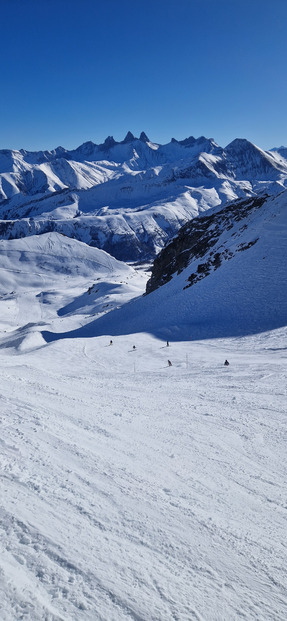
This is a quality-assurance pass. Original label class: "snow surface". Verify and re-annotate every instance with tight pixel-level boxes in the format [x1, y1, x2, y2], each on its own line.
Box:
[42, 190, 287, 342]
[0, 232, 287, 620]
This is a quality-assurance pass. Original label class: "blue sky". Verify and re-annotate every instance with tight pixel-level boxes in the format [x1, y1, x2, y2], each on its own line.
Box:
[1, 0, 286, 151]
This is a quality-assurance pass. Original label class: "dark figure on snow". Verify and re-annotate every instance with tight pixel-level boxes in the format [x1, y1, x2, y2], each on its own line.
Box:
[167, 341, 170, 347]
[109, 340, 113, 346]
[168, 360, 172, 367]
[133, 345, 136, 350]
[224, 359, 229, 366]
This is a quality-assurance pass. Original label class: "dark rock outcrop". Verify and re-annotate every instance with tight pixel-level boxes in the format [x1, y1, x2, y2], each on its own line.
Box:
[146, 194, 267, 294]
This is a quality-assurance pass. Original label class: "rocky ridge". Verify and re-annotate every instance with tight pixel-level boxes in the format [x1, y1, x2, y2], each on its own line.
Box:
[146, 194, 268, 293]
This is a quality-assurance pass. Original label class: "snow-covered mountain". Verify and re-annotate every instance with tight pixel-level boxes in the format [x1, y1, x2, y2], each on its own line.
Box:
[270, 145, 287, 162]
[1, 133, 287, 261]
[0, 232, 147, 351]
[45, 189, 287, 342]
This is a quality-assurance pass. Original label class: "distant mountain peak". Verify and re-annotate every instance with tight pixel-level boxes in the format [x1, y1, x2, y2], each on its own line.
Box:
[122, 131, 136, 143]
[172, 135, 215, 148]
[225, 138, 254, 150]
[178, 136, 197, 147]
[102, 135, 117, 149]
[270, 145, 287, 155]
[75, 140, 96, 155]
[139, 131, 149, 142]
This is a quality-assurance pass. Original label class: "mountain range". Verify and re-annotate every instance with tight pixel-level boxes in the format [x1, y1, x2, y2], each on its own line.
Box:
[1, 133, 287, 261]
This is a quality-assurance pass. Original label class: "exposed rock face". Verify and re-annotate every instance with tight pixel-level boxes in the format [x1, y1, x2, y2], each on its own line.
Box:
[122, 131, 136, 143]
[146, 194, 267, 294]
[139, 132, 149, 142]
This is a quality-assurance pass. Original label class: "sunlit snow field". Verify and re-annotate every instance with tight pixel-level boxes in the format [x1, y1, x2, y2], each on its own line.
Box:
[0, 234, 286, 620]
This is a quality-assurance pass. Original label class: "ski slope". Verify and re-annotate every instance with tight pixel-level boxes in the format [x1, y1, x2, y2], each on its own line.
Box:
[0, 233, 286, 620]
[0, 232, 146, 340]
[0, 330, 286, 620]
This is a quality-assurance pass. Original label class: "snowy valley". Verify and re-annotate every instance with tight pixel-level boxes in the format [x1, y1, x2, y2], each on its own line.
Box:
[0, 134, 287, 620]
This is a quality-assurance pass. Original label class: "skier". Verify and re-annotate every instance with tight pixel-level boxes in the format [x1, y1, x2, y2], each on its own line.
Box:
[224, 359, 229, 366]
[109, 340, 113, 346]
[168, 360, 172, 367]
[133, 345, 136, 350]
[167, 341, 169, 347]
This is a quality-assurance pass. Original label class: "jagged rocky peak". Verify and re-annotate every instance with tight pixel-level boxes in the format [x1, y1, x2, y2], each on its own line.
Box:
[170, 136, 197, 146]
[178, 135, 197, 147]
[102, 135, 117, 149]
[139, 131, 149, 142]
[103, 131, 149, 146]
[122, 131, 136, 143]
[170, 135, 216, 149]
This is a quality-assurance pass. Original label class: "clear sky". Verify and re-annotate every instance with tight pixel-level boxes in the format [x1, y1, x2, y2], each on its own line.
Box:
[1, 0, 286, 151]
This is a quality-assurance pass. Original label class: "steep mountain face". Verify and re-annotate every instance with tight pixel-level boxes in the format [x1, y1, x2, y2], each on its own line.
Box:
[141, 190, 287, 336]
[146, 194, 268, 293]
[1, 133, 287, 261]
[70, 189, 287, 340]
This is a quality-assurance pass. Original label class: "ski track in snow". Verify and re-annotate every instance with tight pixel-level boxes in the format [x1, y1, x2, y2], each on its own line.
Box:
[0, 333, 287, 620]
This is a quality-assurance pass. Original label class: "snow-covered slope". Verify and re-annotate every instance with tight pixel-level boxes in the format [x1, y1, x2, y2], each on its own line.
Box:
[1, 133, 287, 260]
[0, 262, 287, 619]
[0, 195, 286, 619]
[44, 189, 287, 342]
[0, 232, 147, 350]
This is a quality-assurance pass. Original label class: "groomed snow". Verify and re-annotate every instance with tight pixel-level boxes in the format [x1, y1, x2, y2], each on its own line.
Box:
[1, 330, 287, 620]
[0, 232, 286, 620]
